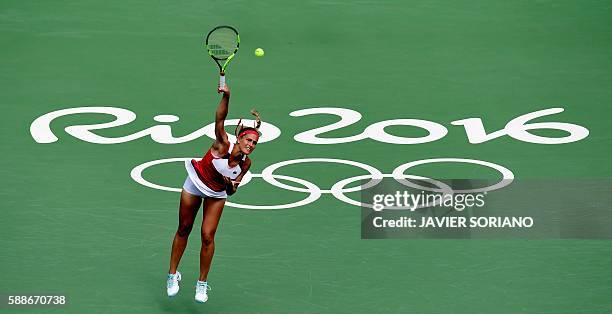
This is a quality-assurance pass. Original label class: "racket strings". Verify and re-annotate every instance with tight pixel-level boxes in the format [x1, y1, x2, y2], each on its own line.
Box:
[207, 29, 238, 59]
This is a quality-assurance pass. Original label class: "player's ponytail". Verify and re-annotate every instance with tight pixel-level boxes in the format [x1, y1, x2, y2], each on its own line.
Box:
[234, 109, 262, 139]
[250, 108, 261, 129]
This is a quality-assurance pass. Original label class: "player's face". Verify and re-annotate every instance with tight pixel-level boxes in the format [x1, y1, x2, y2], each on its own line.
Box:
[238, 134, 258, 155]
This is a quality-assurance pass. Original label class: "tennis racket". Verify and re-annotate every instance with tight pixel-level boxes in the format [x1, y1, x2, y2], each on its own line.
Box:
[205, 25, 240, 89]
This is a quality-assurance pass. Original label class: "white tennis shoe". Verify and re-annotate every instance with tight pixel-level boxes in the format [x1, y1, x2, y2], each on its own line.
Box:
[166, 271, 181, 297]
[195, 281, 211, 303]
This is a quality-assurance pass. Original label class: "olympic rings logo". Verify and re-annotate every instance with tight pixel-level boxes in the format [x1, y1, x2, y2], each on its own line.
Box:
[130, 158, 515, 210]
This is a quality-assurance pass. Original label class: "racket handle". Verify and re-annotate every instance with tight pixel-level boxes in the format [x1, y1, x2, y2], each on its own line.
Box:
[219, 73, 226, 89]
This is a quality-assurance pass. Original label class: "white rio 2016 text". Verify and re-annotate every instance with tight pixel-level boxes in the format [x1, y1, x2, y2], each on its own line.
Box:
[30, 107, 588, 145]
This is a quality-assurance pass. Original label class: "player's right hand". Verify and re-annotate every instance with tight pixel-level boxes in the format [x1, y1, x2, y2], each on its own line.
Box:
[218, 84, 230, 95]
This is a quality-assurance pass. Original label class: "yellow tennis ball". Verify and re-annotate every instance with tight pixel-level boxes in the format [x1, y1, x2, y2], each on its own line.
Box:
[254, 48, 265, 57]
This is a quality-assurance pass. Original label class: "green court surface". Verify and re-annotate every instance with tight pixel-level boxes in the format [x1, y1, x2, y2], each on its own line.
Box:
[2, 0, 612, 313]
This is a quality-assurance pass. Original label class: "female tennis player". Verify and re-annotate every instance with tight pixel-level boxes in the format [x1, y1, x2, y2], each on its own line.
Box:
[166, 84, 260, 303]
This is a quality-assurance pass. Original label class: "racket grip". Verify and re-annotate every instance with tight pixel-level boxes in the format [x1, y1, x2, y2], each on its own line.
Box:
[219, 73, 226, 89]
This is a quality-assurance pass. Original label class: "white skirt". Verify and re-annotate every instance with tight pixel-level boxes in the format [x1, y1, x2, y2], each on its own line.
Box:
[183, 160, 227, 199]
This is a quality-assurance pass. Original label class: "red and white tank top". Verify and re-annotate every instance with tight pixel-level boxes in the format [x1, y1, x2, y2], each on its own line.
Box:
[191, 143, 243, 192]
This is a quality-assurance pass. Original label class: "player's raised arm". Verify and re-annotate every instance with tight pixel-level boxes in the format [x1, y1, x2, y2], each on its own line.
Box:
[214, 84, 231, 145]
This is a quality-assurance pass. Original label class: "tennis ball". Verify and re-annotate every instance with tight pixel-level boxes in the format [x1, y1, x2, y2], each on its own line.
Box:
[254, 48, 265, 57]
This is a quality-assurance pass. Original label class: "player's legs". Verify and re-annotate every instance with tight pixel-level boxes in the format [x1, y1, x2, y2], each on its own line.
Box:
[198, 197, 225, 281]
[169, 189, 202, 274]
[194, 197, 224, 302]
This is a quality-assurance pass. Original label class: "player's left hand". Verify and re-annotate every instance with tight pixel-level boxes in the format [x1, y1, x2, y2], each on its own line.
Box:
[222, 176, 232, 184]
[222, 176, 238, 195]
